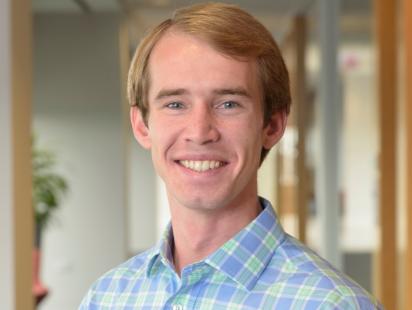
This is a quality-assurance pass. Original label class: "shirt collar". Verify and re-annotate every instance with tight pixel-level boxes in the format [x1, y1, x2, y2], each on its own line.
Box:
[146, 223, 175, 277]
[205, 197, 285, 291]
[146, 197, 286, 290]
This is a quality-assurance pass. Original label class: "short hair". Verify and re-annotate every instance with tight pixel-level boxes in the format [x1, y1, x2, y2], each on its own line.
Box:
[127, 2, 291, 160]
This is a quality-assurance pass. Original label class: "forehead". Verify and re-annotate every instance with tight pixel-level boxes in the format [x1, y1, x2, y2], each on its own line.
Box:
[147, 30, 261, 97]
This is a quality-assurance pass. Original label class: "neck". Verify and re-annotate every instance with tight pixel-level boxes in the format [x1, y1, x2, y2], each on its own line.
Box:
[169, 192, 261, 275]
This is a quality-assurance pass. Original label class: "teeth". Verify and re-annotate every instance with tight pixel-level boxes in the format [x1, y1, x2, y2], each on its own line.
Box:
[179, 160, 223, 172]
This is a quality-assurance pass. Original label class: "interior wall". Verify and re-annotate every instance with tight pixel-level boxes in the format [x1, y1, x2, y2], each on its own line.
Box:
[128, 136, 157, 254]
[0, 1, 14, 308]
[258, 148, 278, 206]
[33, 13, 126, 310]
[341, 46, 379, 252]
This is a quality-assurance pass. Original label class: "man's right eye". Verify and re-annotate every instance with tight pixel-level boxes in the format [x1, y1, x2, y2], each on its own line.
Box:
[165, 102, 184, 109]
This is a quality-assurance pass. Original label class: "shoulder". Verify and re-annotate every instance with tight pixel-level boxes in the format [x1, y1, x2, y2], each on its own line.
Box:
[261, 234, 382, 309]
[79, 248, 155, 308]
[96, 249, 152, 284]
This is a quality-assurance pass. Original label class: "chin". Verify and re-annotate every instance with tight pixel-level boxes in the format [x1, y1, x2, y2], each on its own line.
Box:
[181, 192, 241, 211]
[176, 193, 230, 212]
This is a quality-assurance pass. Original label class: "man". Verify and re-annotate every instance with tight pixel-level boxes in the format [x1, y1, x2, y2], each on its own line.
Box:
[80, 3, 382, 309]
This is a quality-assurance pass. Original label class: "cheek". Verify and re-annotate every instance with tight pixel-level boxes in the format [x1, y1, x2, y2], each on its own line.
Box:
[148, 119, 180, 158]
[230, 121, 263, 160]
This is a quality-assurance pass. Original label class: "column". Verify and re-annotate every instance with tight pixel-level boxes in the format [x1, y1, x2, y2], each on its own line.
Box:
[0, 0, 33, 309]
[403, 0, 412, 307]
[295, 15, 309, 244]
[375, 0, 398, 308]
[315, 0, 342, 269]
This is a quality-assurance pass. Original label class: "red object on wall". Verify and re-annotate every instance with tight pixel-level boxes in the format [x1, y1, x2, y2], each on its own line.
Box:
[32, 248, 48, 305]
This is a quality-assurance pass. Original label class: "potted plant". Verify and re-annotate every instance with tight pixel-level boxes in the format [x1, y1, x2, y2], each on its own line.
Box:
[32, 140, 68, 305]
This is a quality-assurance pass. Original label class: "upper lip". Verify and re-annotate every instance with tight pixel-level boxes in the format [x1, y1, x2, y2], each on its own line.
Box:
[172, 153, 228, 163]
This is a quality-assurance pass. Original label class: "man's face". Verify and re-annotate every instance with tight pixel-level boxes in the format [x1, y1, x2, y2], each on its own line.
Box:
[131, 30, 285, 212]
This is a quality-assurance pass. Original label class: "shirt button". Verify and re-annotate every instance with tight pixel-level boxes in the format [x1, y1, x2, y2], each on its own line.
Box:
[172, 305, 183, 310]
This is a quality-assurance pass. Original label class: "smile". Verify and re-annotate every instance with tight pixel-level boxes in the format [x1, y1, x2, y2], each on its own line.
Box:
[178, 160, 225, 172]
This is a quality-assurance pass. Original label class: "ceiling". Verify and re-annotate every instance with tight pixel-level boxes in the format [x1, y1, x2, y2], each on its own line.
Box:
[32, 0, 371, 15]
[32, 0, 372, 43]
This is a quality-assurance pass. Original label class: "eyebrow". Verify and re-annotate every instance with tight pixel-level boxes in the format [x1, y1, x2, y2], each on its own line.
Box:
[212, 87, 251, 98]
[155, 88, 188, 100]
[154, 87, 251, 100]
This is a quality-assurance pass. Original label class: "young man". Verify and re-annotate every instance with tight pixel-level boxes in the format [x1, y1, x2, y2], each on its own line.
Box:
[80, 3, 382, 309]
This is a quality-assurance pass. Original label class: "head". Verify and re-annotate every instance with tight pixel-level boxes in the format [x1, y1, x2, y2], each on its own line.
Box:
[127, 2, 291, 162]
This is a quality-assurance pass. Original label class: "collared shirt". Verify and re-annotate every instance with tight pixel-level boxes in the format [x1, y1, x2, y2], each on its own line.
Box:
[80, 198, 383, 309]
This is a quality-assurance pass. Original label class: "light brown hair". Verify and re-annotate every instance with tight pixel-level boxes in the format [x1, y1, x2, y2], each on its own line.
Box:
[127, 2, 291, 160]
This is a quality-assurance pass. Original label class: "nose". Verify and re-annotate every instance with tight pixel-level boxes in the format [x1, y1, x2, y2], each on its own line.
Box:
[184, 105, 220, 145]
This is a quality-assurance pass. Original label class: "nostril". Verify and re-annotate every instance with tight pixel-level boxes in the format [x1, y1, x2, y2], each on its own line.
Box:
[185, 124, 220, 144]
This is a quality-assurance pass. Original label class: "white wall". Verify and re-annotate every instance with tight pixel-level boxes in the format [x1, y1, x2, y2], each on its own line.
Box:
[0, 1, 14, 309]
[341, 45, 379, 251]
[258, 147, 278, 205]
[33, 13, 126, 310]
[128, 136, 157, 254]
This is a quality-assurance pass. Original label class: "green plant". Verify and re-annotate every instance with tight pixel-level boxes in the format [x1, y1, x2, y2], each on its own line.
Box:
[32, 141, 68, 246]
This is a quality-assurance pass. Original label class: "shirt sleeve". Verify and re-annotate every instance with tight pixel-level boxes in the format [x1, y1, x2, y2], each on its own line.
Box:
[318, 291, 384, 310]
[78, 290, 92, 310]
[78, 282, 99, 310]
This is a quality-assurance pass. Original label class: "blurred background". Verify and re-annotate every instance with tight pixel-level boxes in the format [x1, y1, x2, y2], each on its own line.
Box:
[1, 0, 411, 309]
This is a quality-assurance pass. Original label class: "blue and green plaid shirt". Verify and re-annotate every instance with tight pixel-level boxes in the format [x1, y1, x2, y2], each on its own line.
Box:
[80, 198, 382, 309]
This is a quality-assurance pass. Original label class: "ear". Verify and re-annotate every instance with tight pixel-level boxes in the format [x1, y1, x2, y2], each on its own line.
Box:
[262, 111, 287, 149]
[130, 106, 151, 149]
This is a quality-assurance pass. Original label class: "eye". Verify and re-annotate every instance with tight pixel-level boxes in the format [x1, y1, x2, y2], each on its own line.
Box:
[165, 102, 184, 109]
[219, 101, 239, 109]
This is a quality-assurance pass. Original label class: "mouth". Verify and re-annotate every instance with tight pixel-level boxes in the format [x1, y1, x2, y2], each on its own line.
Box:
[177, 160, 227, 172]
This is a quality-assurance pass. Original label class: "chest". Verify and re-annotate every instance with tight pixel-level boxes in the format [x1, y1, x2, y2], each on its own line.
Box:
[108, 273, 311, 310]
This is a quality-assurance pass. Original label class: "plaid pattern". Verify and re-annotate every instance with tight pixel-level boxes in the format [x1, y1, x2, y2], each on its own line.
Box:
[80, 198, 383, 309]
